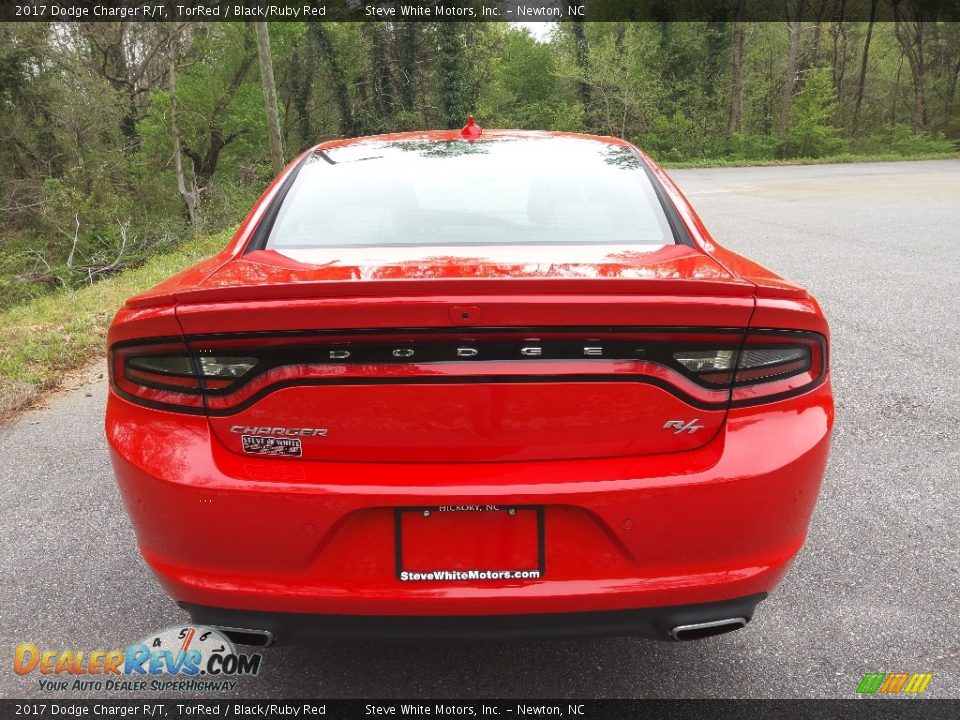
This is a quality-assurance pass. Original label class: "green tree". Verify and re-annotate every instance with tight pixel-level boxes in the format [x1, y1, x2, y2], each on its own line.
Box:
[436, 23, 469, 128]
[480, 28, 575, 130]
[782, 68, 846, 157]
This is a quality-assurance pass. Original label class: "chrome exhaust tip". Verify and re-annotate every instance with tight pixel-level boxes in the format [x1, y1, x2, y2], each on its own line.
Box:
[213, 626, 275, 648]
[669, 617, 747, 641]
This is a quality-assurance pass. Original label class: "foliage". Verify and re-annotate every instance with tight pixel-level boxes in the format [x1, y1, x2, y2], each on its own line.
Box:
[781, 69, 848, 158]
[0, 19, 958, 313]
[0, 229, 229, 420]
[478, 27, 579, 130]
[853, 123, 956, 154]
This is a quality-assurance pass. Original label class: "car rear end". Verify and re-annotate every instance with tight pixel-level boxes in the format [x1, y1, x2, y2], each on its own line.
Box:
[106, 132, 832, 643]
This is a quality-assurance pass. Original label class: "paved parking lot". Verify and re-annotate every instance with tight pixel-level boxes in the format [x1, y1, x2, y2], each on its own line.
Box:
[1, 160, 958, 698]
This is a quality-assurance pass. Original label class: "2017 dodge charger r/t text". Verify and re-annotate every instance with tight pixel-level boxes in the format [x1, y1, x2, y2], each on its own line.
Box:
[106, 122, 833, 645]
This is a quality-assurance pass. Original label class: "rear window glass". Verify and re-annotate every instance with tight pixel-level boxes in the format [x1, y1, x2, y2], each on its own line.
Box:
[265, 137, 677, 248]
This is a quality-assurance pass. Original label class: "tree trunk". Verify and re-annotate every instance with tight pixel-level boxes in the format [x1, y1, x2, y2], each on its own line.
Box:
[726, 0, 747, 137]
[436, 22, 467, 129]
[369, 23, 393, 122]
[103, 26, 140, 148]
[169, 49, 200, 227]
[946, 56, 960, 121]
[571, 21, 592, 129]
[180, 31, 254, 189]
[399, 24, 417, 113]
[780, 18, 804, 135]
[253, 22, 284, 174]
[811, 22, 823, 66]
[830, 0, 848, 100]
[290, 27, 319, 150]
[809, 0, 833, 66]
[83, 24, 187, 153]
[311, 23, 355, 137]
[852, 0, 878, 132]
[892, 1, 929, 131]
[891, 51, 904, 125]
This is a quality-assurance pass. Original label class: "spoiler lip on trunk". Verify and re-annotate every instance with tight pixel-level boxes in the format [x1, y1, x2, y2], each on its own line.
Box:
[124, 276, 815, 310]
[173, 276, 755, 304]
[123, 242, 757, 308]
[123, 272, 810, 310]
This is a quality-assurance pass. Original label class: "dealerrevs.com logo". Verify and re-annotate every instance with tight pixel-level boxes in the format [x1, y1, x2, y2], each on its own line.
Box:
[14, 626, 262, 693]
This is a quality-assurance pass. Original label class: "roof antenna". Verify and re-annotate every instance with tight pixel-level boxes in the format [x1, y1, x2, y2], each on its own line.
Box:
[461, 115, 482, 141]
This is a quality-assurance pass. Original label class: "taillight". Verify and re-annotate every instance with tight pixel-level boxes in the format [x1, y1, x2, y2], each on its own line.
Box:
[735, 346, 809, 383]
[111, 340, 260, 413]
[110, 329, 826, 413]
[730, 331, 826, 406]
[111, 340, 202, 412]
[672, 331, 825, 405]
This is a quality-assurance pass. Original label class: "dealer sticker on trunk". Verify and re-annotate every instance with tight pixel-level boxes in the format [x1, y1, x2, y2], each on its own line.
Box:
[241, 435, 302, 457]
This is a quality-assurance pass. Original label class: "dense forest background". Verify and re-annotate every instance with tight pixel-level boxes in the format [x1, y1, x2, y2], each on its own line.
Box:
[1, 17, 958, 307]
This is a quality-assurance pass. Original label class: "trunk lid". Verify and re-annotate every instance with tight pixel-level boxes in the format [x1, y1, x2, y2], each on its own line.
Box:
[171, 245, 754, 462]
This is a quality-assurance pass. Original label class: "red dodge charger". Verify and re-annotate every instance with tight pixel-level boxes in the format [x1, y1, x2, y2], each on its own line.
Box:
[106, 123, 833, 645]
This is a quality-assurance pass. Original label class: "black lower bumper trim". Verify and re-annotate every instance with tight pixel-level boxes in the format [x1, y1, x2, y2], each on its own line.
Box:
[179, 594, 766, 644]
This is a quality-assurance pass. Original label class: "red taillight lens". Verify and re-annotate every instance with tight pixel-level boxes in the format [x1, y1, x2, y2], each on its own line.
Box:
[111, 341, 203, 412]
[735, 346, 809, 382]
[673, 331, 825, 405]
[111, 341, 260, 412]
[730, 332, 826, 406]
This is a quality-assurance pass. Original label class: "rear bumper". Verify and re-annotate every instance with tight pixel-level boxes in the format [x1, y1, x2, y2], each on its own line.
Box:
[181, 593, 767, 643]
[107, 380, 832, 627]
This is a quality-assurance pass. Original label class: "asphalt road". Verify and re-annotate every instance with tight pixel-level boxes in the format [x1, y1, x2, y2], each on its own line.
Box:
[1, 160, 958, 699]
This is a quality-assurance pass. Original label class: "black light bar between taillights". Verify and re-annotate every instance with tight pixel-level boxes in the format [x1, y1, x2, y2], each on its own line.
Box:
[109, 328, 827, 415]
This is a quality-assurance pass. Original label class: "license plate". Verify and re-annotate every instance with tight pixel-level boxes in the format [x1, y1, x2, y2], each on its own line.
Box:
[396, 505, 544, 582]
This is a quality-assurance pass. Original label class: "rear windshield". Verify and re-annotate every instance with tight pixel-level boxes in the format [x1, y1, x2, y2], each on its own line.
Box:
[265, 136, 677, 249]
